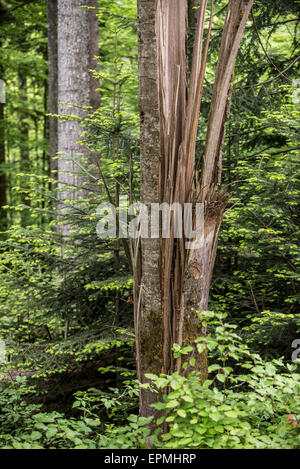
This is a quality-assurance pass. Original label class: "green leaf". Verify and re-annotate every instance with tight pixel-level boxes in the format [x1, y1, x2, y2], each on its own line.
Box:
[224, 411, 238, 419]
[30, 431, 42, 441]
[177, 409, 187, 418]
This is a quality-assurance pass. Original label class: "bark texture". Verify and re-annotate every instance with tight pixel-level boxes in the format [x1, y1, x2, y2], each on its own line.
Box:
[0, 82, 6, 230]
[136, 0, 162, 416]
[47, 0, 58, 181]
[0, 56, 6, 229]
[188, 0, 200, 32]
[57, 0, 91, 234]
[18, 72, 31, 225]
[88, 0, 100, 111]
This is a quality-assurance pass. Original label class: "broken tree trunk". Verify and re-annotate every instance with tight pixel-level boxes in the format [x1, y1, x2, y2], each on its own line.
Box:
[136, 0, 254, 419]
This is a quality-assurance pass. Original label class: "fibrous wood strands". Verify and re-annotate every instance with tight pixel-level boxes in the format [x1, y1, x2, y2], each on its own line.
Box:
[155, 0, 254, 377]
[135, 0, 254, 419]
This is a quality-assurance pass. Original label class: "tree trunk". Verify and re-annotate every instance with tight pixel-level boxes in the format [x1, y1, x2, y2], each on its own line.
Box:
[57, 0, 92, 234]
[187, 0, 200, 74]
[88, 0, 100, 111]
[47, 0, 58, 183]
[136, 0, 254, 419]
[136, 0, 162, 417]
[18, 72, 30, 225]
[18, 73, 29, 170]
[0, 72, 6, 230]
[188, 0, 200, 32]
[57, 0, 100, 232]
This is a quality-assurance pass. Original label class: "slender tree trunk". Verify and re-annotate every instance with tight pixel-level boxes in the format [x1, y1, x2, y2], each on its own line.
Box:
[0, 70, 6, 230]
[47, 0, 58, 183]
[188, 0, 200, 71]
[188, 0, 200, 30]
[18, 74, 30, 171]
[87, 0, 101, 183]
[88, 0, 100, 111]
[136, 0, 254, 419]
[18, 72, 30, 225]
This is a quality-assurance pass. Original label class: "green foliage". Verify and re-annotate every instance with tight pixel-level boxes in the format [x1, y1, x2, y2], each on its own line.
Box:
[1, 313, 299, 449]
[96, 415, 153, 450]
[243, 310, 300, 359]
[0, 0, 48, 228]
[97, 0, 138, 113]
[0, 373, 143, 449]
[0, 0, 299, 451]
[212, 87, 300, 330]
[0, 377, 101, 449]
[144, 312, 300, 449]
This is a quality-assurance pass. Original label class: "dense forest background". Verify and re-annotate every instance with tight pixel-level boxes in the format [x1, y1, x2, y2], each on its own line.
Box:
[0, 0, 299, 450]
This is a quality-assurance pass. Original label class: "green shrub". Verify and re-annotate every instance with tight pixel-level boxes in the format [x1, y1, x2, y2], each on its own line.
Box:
[1, 313, 299, 449]
[144, 312, 300, 449]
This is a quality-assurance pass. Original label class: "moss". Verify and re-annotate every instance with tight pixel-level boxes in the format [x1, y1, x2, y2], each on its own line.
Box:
[140, 309, 163, 375]
[182, 311, 208, 382]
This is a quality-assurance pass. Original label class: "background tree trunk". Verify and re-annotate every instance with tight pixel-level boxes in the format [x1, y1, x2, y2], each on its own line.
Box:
[88, 0, 100, 111]
[57, 0, 92, 234]
[47, 0, 58, 184]
[0, 68, 6, 230]
[18, 72, 30, 226]
[188, 0, 200, 31]
[187, 0, 200, 75]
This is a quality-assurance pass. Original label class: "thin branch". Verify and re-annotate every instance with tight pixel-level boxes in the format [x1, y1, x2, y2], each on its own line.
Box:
[251, 11, 290, 82]
[206, 18, 300, 31]
[5, 0, 36, 15]
[242, 55, 300, 88]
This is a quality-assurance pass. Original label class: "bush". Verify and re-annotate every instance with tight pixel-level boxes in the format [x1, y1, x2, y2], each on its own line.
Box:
[1, 313, 299, 449]
[144, 312, 300, 449]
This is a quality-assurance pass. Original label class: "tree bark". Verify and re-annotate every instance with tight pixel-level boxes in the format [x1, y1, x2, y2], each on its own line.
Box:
[88, 0, 100, 111]
[18, 72, 30, 225]
[0, 74, 6, 230]
[0, 49, 6, 230]
[187, 0, 200, 76]
[136, 0, 162, 417]
[188, 0, 200, 32]
[18, 73, 29, 171]
[47, 0, 58, 182]
[57, 0, 92, 235]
